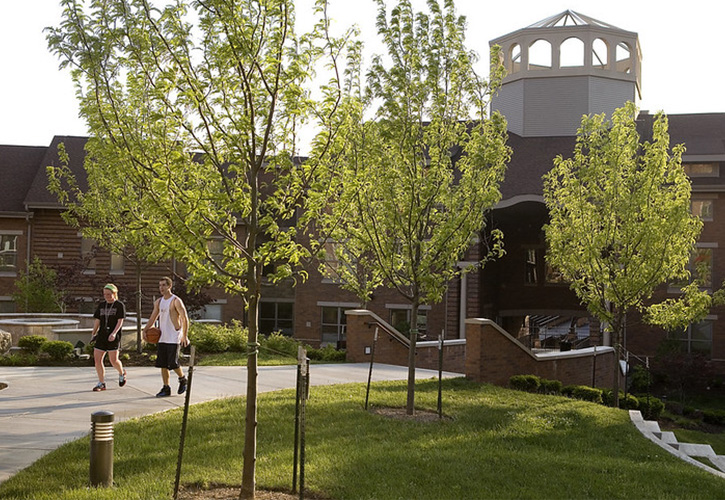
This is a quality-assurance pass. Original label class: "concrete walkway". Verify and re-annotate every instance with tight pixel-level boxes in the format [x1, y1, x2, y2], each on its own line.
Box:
[0, 363, 460, 483]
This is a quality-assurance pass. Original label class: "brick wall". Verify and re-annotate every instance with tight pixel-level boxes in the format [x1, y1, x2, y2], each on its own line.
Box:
[346, 310, 466, 373]
[464, 318, 617, 389]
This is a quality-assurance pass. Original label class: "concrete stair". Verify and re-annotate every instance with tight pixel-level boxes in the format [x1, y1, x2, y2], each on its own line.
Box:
[630, 410, 725, 478]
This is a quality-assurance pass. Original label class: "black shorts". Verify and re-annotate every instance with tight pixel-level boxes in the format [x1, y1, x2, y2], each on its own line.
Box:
[93, 332, 121, 352]
[155, 342, 181, 370]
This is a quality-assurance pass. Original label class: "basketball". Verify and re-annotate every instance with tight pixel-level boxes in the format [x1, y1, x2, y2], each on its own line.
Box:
[145, 326, 161, 344]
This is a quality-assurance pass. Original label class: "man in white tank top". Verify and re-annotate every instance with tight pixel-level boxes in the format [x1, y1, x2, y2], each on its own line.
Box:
[143, 276, 190, 397]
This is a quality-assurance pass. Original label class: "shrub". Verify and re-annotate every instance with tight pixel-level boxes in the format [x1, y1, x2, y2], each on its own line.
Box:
[630, 364, 651, 393]
[563, 385, 603, 404]
[188, 322, 247, 353]
[261, 332, 299, 358]
[0, 353, 38, 366]
[637, 394, 665, 420]
[41, 340, 74, 361]
[602, 389, 639, 409]
[509, 374, 541, 393]
[703, 409, 725, 426]
[18, 335, 48, 354]
[539, 378, 562, 395]
[306, 344, 346, 362]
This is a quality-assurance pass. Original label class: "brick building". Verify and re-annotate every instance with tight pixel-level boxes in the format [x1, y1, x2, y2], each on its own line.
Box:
[1, 10, 724, 371]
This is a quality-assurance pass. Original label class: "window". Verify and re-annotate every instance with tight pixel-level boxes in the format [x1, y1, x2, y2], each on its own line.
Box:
[0, 234, 18, 272]
[615, 42, 631, 73]
[592, 38, 608, 69]
[670, 320, 713, 355]
[525, 248, 538, 284]
[0, 297, 15, 313]
[321, 306, 352, 346]
[528, 39, 552, 70]
[321, 240, 341, 282]
[389, 307, 428, 336]
[81, 237, 97, 273]
[200, 303, 223, 322]
[545, 262, 567, 284]
[509, 43, 521, 73]
[692, 200, 714, 221]
[672, 247, 713, 290]
[110, 252, 125, 274]
[208, 239, 224, 265]
[260, 301, 293, 336]
[683, 163, 719, 178]
[560, 37, 584, 68]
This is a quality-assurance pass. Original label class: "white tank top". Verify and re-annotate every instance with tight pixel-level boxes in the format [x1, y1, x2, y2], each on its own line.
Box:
[158, 294, 181, 344]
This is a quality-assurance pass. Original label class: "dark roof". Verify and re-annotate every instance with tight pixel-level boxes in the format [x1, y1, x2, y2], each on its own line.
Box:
[24, 136, 89, 209]
[499, 134, 576, 199]
[666, 113, 725, 156]
[0, 144, 48, 212]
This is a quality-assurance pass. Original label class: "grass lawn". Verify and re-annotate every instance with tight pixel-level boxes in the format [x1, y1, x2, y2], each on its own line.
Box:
[2, 378, 725, 500]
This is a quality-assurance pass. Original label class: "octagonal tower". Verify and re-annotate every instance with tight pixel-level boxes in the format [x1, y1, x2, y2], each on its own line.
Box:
[490, 10, 641, 137]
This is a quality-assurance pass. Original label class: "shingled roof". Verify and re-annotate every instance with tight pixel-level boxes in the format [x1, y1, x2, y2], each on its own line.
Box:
[0, 144, 47, 213]
[24, 135, 89, 209]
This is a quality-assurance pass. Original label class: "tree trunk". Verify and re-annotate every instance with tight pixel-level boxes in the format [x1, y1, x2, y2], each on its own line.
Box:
[240, 275, 260, 500]
[136, 263, 143, 354]
[406, 299, 419, 415]
[611, 312, 625, 408]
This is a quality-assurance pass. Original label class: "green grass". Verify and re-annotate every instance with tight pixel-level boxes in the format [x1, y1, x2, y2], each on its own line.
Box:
[195, 350, 296, 366]
[2, 378, 725, 499]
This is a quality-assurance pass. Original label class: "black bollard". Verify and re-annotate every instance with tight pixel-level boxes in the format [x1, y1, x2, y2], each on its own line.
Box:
[90, 410, 114, 487]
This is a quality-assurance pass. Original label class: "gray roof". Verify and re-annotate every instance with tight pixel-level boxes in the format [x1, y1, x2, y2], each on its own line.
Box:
[0, 145, 47, 213]
[24, 136, 89, 209]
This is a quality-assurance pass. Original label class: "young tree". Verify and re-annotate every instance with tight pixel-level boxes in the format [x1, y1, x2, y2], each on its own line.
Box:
[13, 257, 64, 313]
[47, 0, 348, 497]
[313, 0, 510, 415]
[543, 102, 703, 407]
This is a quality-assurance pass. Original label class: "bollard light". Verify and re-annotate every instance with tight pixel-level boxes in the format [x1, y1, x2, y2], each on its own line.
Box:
[90, 410, 114, 487]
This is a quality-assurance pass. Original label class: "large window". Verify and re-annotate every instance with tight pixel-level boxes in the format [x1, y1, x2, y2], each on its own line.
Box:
[671, 247, 713, 291]
[260, 300, 293, 336]
[321, 306, 352, 346]
[0, 234, 18, 273]
[670, 320, 713, 355]
[389, 306, 428, 336]
[81, 237, 97, 273]
[683, 163, 719, 178]
[0, 297, 15, 313]
[110, 251, 125, 274]
[692, 200, 714, 221]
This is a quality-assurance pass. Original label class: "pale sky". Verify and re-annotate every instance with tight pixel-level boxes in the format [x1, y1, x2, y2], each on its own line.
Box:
[1, 0, 722, 147]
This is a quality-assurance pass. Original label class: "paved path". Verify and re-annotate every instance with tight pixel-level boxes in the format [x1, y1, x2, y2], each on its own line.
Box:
[0, 363, 460, 483]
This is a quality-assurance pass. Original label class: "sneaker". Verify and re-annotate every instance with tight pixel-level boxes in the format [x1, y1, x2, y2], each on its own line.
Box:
[119, 369, 127, 387]
[177, 376, 187, 395]
[93, 382, 106, 392]
[156, 385, 171, 397]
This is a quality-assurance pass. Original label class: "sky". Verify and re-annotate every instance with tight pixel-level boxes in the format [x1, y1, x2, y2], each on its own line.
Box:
[1, 0, 723, 147]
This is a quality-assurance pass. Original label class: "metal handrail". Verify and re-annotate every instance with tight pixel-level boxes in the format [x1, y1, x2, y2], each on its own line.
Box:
[365, 321, 410, 347]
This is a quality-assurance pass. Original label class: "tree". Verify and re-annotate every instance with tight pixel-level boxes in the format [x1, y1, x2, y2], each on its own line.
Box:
[543, 102, 703, 407]
[47, 0, 348, 497]
[313, 0, 510, 415]
[13, 257, 64, 313]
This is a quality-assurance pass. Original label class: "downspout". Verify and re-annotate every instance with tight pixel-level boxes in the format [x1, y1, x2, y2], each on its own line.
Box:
[25, 212, 32, 312]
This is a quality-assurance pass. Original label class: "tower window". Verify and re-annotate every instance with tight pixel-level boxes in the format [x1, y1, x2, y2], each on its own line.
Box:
[592, 38, 608, 69]
[528, 39, 552, 70]
[560, 37, 584, 68]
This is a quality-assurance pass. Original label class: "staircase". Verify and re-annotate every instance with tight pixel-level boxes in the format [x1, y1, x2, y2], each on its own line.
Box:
[630, 410, 725, 478]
